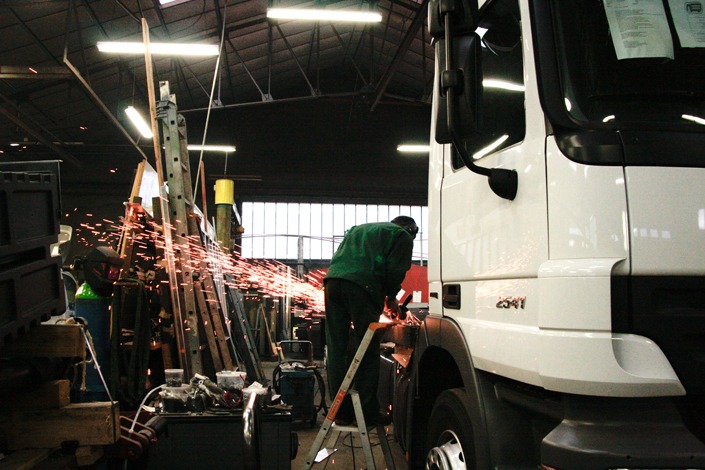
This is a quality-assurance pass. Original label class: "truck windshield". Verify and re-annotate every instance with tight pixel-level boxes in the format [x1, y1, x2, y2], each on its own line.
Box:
[551, 0, 705, 129]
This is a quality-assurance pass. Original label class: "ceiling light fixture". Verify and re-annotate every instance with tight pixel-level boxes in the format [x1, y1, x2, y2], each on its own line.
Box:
[188, 145, 236, 152]
[125, 106, 153, 138]
[97, 41, 219, 56]
[267, 8, 382, 22]
[159, 0, 193, 6]
[682, 114, 705, 126]
[397, 144, 430, 153]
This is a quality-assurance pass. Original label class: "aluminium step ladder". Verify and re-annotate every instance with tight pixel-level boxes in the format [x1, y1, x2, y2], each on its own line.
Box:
[303, 322, 396, 470]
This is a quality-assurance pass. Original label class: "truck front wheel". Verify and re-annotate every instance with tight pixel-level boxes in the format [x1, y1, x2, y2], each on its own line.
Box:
[425, 388, 475, 470]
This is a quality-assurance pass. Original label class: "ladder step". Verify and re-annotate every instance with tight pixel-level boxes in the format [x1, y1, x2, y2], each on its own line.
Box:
[303, 324, 395, 470]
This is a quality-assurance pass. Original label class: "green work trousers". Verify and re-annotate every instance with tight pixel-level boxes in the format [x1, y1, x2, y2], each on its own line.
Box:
[324, 278, 382, 423]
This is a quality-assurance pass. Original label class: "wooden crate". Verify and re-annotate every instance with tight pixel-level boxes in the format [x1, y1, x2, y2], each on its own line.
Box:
[1, 401, 119, 450]
[0, 324, 84, 358]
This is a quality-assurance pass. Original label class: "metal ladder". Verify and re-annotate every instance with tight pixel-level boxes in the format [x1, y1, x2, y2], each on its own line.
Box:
[224, 281, 267, 384]
[156, 81, 237, 378]
[157, 81, 202, 377]
[303, 322, 396, 470]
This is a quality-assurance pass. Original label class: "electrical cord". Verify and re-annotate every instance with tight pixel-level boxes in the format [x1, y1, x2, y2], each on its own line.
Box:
[192, 0, 228, 202]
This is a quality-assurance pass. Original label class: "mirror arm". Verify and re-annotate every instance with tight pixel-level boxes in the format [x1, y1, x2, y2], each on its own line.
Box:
[441, 2, 518, 201]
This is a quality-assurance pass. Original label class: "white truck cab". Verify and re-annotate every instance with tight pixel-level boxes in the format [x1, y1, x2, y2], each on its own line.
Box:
[390, 0, 705, 468]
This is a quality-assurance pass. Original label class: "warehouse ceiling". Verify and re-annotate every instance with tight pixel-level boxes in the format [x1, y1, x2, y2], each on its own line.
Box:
[0, 0, 433, 214]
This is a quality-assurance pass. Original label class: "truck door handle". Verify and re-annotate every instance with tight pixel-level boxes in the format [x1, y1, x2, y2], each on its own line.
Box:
[442, 284, 461, 309]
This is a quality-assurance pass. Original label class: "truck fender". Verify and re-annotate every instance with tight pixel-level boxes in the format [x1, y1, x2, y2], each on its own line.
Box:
[404, 315, 492, 469]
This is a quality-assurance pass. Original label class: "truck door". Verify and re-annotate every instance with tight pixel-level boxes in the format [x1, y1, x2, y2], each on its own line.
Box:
[437, 0, 549, 382]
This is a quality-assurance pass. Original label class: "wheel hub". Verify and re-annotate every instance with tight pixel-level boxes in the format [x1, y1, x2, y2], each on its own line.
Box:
[425, 430, 466, 470]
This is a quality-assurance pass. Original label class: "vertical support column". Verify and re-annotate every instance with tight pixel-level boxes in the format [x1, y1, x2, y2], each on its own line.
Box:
[296, 235, 304, 278]
[215, 179, 234, 251]
[283, 265, 292, 340]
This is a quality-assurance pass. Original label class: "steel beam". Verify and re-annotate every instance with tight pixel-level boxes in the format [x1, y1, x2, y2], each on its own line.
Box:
[0, 66, 72, 80]
[0, 100, 81, 168]
[330, 24, 369, 86]
[371, 0, 429, 111]
[227, 37, 267, 100]
[274, 23, 317, 96]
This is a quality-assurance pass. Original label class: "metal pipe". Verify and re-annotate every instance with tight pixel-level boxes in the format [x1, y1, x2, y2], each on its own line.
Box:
[63, 57, 148, 161]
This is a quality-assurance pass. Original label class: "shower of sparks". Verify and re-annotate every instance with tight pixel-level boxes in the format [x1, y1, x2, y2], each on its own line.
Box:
[66, 210, 326, 314]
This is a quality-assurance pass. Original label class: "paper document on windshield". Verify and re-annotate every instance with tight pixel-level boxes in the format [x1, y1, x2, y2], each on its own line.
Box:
[669, 0, 705, 47]
[604, 0, 674, 59]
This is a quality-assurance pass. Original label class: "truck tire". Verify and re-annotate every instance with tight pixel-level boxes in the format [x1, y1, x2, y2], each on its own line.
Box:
[425, 388, 475, 470]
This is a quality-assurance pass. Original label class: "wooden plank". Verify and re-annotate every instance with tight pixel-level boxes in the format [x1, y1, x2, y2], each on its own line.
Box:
[260, 304, 281, 360]
[194, 280, 224, 372]
[0, 380, 70, 411]
[0, 325, 84, 358]
[3, 402, 119, 450]
[0, 449, 50, 470]
[200, 267, 236, 370]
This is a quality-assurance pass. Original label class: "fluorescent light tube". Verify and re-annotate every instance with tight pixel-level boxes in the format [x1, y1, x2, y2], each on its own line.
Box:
[97, 41, 219, 56]
[682, 114, 705, 126]
[125, 106, 153, 138]
[188, 145, 236, 152]
[397, 144, 430, 153]
[267, 8, 382, 22]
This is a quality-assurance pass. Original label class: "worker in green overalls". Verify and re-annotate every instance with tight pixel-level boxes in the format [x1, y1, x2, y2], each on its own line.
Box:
[324, 216, 418, 426]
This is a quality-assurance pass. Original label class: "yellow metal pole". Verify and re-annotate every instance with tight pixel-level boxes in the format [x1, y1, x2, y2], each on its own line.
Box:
[214, 179, 235, 250]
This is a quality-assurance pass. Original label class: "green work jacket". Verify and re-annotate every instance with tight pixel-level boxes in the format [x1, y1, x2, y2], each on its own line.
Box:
[325, 222, 413, 307]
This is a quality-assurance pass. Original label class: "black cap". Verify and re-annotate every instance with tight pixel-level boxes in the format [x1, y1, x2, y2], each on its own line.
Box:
[391, 216, 419, 239]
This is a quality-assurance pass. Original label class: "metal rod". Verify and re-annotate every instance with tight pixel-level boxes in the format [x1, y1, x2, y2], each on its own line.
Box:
[330, 24, 369, 86]
[63, 57, 148, 161]
[228, 37, 266, 98]
[200, 160, 208, 223]
[275, 23, 317, 95]
[80, 327, 114, 403]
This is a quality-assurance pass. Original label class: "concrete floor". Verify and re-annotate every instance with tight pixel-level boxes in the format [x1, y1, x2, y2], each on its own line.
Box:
[262, 359, 409, 470]
[291, 419, 406, 470]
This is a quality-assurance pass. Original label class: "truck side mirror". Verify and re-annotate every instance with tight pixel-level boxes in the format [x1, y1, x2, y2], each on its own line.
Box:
[428, 0, 478, 39]
[434, 34, 481, 144]
[431, 0, 518, 201]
